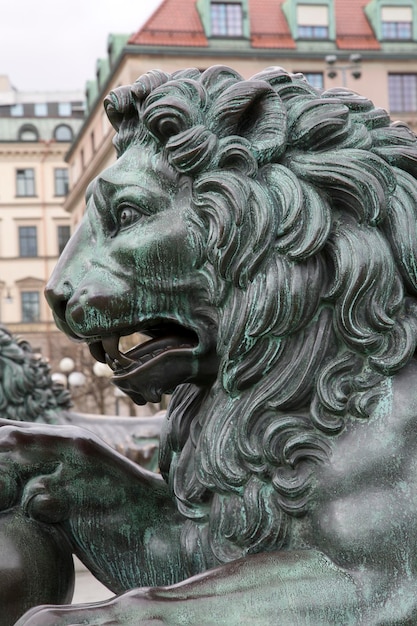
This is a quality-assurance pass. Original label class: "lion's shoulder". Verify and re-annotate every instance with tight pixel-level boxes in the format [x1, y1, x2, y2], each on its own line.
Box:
[310, 358, 417, 568]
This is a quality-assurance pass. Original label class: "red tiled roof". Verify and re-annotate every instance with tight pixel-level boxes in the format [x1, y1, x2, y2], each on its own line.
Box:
[335, 0, 380, 50]
[249, 0, 296, 49]
[129, 0, 380, 52]
[129, 0, 208, 47]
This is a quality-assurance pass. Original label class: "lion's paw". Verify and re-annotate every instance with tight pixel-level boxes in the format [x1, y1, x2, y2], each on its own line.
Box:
[22, 466, 70, 523]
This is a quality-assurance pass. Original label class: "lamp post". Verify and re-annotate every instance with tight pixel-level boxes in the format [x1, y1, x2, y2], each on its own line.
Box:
[93, 361, 128, 415]
[325, 54, 362, 87]
[92, 361, 113, 414]
[52, 357, 86, 390]
[53, 358, 129, 415]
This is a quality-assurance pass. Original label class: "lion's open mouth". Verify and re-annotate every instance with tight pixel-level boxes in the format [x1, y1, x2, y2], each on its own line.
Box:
[88, 323, 198, 371]
[87, 323, 210, 405]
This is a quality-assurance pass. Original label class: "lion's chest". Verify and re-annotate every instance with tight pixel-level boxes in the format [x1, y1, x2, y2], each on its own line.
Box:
[310, 369, 417, 570]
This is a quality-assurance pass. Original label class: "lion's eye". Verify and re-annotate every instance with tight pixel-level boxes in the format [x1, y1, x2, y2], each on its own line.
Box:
[117, 205, 141, 230]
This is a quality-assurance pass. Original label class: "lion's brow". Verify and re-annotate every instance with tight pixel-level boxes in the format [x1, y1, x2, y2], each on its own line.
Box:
[95, 177, 170, 215]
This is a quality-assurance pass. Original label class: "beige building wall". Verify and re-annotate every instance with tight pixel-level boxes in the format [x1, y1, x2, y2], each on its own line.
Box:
[0, 141, 71, 353]
[0, 82, 84, 369]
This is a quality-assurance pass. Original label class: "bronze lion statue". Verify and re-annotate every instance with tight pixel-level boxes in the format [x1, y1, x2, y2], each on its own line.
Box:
[3, 65, 417, 624]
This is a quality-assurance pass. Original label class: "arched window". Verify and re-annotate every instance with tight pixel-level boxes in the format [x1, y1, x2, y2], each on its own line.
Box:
[54, 124, 73, 142]
[18, 124, 39, 142]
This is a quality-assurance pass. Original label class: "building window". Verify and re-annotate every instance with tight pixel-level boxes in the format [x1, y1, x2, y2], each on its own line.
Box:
[54, 168, 69, 196]
[58, 102, 72, 116]
[19, 226, 38, 257]
[10, 103, 24, 116]
[21, 291, 40, 322]
[34, 103, 48, 116]
[16, 169, 36, 197]
[388, 73, 417, 111]
[211, 2, 243, 36]
[18, 124, 39, 142]
[54, 124, 73, 141]
[381, 6, 412, 39]
[57, 225, 71, 254]
[297, 4, 329, 38]
[303, 72, 324, 89]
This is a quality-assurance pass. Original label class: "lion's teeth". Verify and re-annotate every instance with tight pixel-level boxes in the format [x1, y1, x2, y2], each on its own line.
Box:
[89, 341, 107, 363]
[102, 335, 133, 367]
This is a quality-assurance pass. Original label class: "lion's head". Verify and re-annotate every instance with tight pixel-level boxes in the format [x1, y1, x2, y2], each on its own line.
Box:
[46, 65, 417, 564]
[0, 326, 72, 422]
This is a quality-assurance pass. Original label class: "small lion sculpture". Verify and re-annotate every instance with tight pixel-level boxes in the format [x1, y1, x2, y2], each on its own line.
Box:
[3, 65, 417, 625]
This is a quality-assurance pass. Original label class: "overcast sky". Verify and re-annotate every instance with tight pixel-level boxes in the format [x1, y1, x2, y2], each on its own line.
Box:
[0, 0, 163, 93]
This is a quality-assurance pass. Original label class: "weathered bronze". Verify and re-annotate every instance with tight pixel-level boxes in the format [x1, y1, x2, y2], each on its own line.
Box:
[0, 326, 163, 625]
[3, 65, 417, 624]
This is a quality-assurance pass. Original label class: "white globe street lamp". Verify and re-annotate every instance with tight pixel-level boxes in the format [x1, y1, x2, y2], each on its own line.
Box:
[59, 357, 75, 374]
[51, 372, 67, 387]
[56, 357, 85, 390]
[68, 371, 86, 387]
[92, 362, 113, 378]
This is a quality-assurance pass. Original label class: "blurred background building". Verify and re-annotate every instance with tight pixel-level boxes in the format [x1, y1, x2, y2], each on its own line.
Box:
[65, 0, 417, 225]
[0, 76, 83, 358]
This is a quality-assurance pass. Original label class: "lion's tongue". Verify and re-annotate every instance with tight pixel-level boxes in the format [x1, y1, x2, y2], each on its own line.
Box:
[100, 334, 194, 373]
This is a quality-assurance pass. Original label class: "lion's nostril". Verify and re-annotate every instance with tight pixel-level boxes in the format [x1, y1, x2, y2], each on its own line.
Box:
[55, 301, 68, 324]
[79, 289, 90, 307]
[45, 281, 73, 323]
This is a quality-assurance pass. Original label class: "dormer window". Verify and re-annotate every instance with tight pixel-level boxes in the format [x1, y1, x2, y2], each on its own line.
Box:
[54, 124, 73, 142]
[18, 124, 39, 142]
[381, 6, 412, 39]
[365, 0, 416, 42]
[210, 2, 243, 36]
[297, 4, 329, 38]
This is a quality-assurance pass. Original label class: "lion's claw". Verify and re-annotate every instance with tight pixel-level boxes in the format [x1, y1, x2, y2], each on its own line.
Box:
[22, 467, 70, 523]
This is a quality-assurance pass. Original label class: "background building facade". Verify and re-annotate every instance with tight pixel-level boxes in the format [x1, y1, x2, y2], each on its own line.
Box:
[65, 0, 417, 225]
[0, 76, 83, 362]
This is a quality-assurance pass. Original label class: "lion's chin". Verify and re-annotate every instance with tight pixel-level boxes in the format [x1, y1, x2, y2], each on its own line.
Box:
[88, 327, 218, 405]
[110, 353, 201, 405]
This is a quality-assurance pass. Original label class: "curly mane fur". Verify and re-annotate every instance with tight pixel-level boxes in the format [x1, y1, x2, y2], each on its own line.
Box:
[0, 326, 72, 421]
[104, 66, 417, 566]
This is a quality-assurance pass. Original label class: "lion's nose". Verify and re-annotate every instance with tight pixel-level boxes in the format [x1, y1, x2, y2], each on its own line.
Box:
[65, 283, 118, 326]
[45, 280, 73, 324]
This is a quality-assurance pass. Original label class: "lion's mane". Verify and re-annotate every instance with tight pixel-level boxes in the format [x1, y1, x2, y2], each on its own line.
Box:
[0, 326, 72, 422]
[104, 66, 417, 568]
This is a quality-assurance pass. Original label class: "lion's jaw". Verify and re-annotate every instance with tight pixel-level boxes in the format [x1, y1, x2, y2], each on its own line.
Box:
[46, 148, 220, 405]
[89, 320, 219, 405]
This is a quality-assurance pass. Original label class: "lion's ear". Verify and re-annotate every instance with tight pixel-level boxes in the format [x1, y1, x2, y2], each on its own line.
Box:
[207, 80, 287, 164]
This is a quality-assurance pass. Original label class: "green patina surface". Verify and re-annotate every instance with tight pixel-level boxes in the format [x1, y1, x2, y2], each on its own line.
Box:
[1, 65, 417, 624]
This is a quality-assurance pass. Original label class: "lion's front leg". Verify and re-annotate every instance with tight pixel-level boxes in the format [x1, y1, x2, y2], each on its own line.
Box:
[0, 422, 189, 593]
[0, 423, 124, 518]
